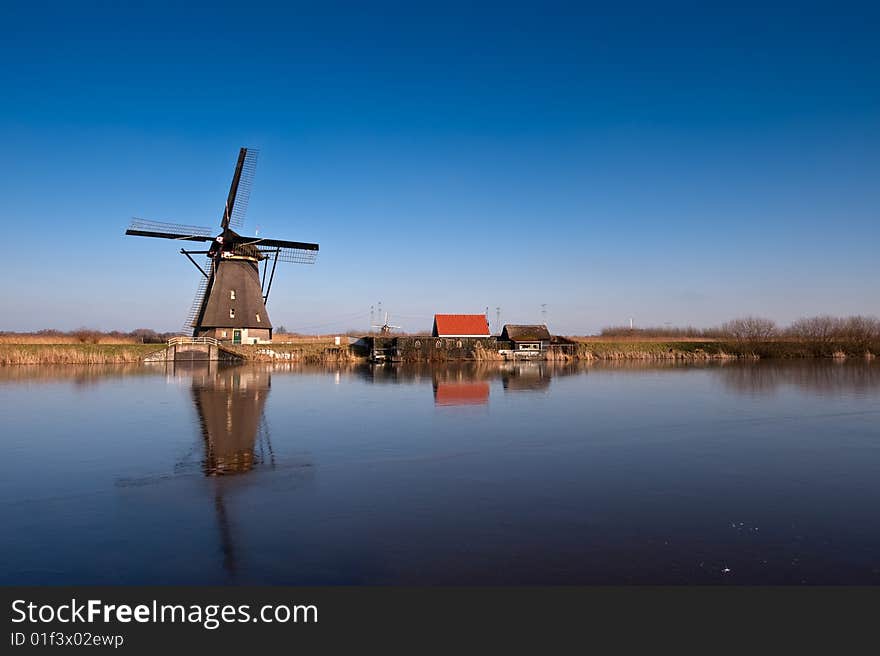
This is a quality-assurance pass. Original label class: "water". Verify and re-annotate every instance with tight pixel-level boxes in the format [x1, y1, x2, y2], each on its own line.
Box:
[1, 360, 879, 585]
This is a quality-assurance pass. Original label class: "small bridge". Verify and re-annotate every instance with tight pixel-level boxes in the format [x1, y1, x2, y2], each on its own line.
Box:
[145, 336, 244, 363]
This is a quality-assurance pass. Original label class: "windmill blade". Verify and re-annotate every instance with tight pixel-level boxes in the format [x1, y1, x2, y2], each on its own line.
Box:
[222, 147, 259, 231]
[257, 246, 318, 264]
[233, 235, 319, 251]
[183, 257, 214, 333]
[126, 218, 214, 242]
[226, 242, 317, 264]
[229, 148, 258, 230]
[228, 234, 319, 264]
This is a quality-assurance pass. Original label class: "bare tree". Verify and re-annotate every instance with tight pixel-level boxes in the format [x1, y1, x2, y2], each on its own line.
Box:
[787, 316, 841, 344]
[837, 315, 880, 351]
[599, 325, 725, 338]
[721, 316, 778, 342]
[130, 328, 162, 343]
[71, 327, 101, 344]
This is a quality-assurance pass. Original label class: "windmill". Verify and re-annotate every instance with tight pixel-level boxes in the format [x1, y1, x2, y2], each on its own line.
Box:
[372, 312, 400, 335]
[125, 147, 319, 344]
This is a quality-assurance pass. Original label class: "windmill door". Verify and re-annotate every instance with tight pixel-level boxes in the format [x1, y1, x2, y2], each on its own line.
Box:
[233, 330, 242, 344]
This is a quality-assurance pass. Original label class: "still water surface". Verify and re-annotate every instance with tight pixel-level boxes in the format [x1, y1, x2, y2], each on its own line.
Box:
[1, 360, 879, 584]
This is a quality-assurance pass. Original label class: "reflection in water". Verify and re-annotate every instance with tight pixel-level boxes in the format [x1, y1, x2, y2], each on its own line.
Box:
[0, 363, 155, 386]
[5, 358, 880, 584]
[175, 363, 317, 579]
[500, 362, 553, 393]
[713, 359, 880, 396]
[363, 361, 572, 405]
[360, 359, 880, 403]
[189, 363, 272, 475]
[180, 362, 276, 577]
[4, 359, 878, 398]
[433, 382, 490, 406]
[432, 366, 490, 406]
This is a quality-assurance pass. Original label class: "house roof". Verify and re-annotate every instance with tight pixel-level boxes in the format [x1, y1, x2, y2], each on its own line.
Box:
[501, 324, 552, 342]
[433, 314, 490, 337]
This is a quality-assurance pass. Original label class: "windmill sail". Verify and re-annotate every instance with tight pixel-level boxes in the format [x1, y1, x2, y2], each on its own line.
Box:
[184, 257, 214, 333]
[126, 218, 214, 241]
[235, 235, 320, 264]
[222, 148, 259, 231]
[257, 246, 318, 264]
[229, 148, 258, 230]
[236, 235, 319, 251]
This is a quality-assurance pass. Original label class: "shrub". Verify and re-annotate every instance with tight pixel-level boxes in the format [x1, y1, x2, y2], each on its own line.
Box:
[721, 317, 778, 342]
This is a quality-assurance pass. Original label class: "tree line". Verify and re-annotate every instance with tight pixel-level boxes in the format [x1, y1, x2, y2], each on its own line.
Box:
[0, 328, 179, 344]
[601, 315, 880, 346]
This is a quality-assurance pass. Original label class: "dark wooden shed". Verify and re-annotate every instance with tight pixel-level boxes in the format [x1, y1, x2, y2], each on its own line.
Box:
[500, 324, 552, 352]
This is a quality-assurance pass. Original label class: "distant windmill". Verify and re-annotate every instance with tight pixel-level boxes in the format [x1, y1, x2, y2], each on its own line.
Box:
[125, 147, 320, 343]
[372, 312, 401, 335]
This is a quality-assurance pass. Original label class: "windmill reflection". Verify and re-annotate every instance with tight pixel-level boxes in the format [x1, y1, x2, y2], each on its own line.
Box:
[189, 363, 274, 475]
[180, 362, 275, 577]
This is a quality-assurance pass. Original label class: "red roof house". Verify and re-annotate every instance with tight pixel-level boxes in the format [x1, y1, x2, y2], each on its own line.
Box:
[432, 314, 491, 337]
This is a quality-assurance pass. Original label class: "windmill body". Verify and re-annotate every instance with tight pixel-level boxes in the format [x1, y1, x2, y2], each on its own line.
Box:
[197, 254, 271, 340]
[125, 148, 319, 343]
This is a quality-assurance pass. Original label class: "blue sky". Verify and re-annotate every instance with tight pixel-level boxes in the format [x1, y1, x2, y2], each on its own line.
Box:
[1, 2, 878, 334]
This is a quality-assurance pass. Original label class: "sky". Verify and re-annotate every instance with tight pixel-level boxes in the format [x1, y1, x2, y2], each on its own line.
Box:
[1, 1, 878, 335]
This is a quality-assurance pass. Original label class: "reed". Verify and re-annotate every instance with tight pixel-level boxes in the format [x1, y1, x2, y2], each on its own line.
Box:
[223, 342, 360, 363]
[0, 344, 164, 365]
[0, 335, 141, 345]
[568, 339, 879, 360]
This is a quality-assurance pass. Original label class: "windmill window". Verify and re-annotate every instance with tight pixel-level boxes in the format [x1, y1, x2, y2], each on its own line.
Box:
[256, 314, 261, 323]
[230, 290, 236, 300]
[230, 308, 235, 319]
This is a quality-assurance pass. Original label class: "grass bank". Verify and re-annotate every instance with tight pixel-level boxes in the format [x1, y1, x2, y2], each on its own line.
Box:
[569, 339, 880, 360]
[0, 344, 164, 365]
[223, 342, 364, 364]
[2, 338, 876, 365]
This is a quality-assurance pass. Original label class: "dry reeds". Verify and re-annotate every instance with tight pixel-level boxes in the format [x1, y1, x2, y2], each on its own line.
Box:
[270, 333, 340, 345]
[0, 328, 175, 345]
[0, 344, 162, 365]
[0, 335, 140, 345]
